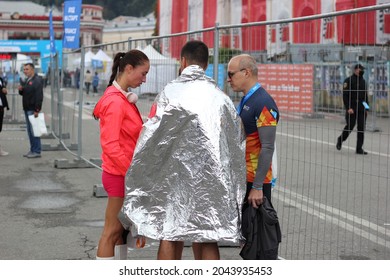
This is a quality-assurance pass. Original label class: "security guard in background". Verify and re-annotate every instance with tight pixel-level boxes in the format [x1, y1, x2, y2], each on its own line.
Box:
[336, 64, 369, 155]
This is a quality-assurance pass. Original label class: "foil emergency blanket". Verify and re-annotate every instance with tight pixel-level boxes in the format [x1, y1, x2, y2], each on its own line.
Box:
[120, 65, 246, 244]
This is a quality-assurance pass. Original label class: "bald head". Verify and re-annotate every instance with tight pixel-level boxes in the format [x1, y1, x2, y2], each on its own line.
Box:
[227, 54, 259, 94]
[231, 54, 258, 76]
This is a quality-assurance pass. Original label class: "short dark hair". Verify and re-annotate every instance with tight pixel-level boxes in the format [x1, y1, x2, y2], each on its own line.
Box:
[24, 63, 34, 69]
[180, 40, 209, 69]
[354, 64, 365, 70]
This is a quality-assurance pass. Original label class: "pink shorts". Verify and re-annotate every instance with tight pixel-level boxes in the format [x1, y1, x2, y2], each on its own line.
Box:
[102, 170, 125, 197]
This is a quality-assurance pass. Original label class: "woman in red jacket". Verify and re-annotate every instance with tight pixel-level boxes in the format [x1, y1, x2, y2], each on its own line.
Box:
[93, 50, 149, 260]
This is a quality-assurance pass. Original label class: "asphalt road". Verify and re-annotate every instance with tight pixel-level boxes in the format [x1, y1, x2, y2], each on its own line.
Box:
[1, 87, 389, 260]
[0, 89, 242, 260]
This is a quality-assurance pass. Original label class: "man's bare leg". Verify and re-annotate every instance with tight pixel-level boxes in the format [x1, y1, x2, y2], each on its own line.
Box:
[192, 242, 220, 260]
[157, 240, 184, 260]
[192, 242, 202, 260]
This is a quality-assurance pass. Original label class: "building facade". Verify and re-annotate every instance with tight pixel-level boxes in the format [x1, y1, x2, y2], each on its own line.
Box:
[0, 1, 104, 47]
[102, 13, 156, 55]
[157, 0, 390, 58]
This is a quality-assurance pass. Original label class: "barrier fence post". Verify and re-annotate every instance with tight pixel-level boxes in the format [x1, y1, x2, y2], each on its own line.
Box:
[77, 47, 85, 160]
[128, 37, 132, 50]
[213, 22, 220, 82]
[366, 64, 381, 132]
[56, 52, 64, 141]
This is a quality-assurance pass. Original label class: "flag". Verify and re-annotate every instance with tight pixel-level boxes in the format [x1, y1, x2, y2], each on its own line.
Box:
[49, 8, 56, 54]
[63, 0, 82, 49]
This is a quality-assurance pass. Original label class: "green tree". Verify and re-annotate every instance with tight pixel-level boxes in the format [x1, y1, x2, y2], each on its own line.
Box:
[209, 48, 242, 64]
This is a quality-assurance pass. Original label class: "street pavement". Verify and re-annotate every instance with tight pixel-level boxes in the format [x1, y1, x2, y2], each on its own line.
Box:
[2, 86, 389, 260]
[0, 89, 242, 260]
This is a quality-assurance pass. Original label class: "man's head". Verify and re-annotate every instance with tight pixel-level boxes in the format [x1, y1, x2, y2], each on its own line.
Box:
[23, 63, 35, 78]
[179, 41, 209, 73]
[354, 64, 365, 77]
[227, 54, 258, 93]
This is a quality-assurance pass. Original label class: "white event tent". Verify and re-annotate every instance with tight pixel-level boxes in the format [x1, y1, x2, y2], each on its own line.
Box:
[134, 44, 178, 94]
[91, 49, 113, 81]
[72, 50, 95, 69]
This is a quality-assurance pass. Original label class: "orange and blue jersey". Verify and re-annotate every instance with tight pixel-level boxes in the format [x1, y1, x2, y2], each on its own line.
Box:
[239, 85, 279, 183]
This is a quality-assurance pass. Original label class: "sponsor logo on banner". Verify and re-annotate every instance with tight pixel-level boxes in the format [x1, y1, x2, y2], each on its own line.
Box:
[63, 0, 82, 49]
[49, 9, 56, 54]
[257, 64, 314, 113]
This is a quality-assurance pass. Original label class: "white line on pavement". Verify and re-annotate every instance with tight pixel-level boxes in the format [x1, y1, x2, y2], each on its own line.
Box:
[274, 186, 390, 249]
[277, 131, 390, 158]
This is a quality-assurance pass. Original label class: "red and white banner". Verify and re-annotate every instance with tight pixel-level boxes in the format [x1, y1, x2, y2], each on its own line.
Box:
[159, 0, 387, 55]
[376, 0, 390, 44]
[258, 64, 314, 114]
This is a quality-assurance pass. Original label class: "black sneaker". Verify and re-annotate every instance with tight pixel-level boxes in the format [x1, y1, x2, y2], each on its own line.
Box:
[336, 138, 342, 150]
[356, 150, 368, 155]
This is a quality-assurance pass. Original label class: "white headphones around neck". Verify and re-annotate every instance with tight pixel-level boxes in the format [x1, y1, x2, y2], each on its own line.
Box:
[112, 80, 138, 103]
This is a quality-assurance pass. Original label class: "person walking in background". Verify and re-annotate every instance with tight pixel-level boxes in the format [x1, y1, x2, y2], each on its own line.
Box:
[121, 41, 246, 260]
[0, 74, 9, 156]
[93, 50, 149, 260]
[336, 64, 369, 155]
[75, 68, 80, 89]
[227, 54, 279, 208]
[92, 71, 99, 95]
[1, 70, 8, 87]
[84, 70, 93, 95]
[18, 63, 43, 159]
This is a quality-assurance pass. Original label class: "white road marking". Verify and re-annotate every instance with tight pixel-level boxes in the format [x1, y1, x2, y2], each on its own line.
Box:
[277, 131, 390, 158]
[274, 186, 390, 249]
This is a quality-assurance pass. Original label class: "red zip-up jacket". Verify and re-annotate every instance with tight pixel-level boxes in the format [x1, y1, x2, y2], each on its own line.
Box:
[93, 86, 143, 176]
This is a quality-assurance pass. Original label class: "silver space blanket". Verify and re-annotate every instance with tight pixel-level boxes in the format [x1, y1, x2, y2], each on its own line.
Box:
[120, 65, 246, 244]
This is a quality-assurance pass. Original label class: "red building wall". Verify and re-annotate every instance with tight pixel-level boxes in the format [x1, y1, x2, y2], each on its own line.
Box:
[160, 0, 383, 53]
[203, 0, 217, 47]
[385, 13, 390, 33]
[293, 0, 322, 43]
[336, 0, 376, 45]
[171, 0, 188, 58]
[242, 0, 267, 51]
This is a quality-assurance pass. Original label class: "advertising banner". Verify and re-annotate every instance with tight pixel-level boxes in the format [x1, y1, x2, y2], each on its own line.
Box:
[258, 64, 314, 113]
[63, 0, 82, 49]
[49, 9, 56, 54]
[0, 40, 62, 74]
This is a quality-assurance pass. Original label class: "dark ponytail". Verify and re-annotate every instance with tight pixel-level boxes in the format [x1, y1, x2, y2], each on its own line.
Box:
[106, 50, 149, 88]
[107, 52, 125, 87]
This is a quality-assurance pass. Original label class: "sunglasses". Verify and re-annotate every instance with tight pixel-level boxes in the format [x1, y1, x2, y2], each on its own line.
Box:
[227, 68, 246, 79]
